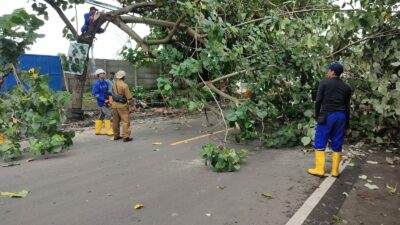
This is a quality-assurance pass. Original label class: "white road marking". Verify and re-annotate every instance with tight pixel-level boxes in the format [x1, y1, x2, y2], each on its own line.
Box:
[285, 160, 350, 225]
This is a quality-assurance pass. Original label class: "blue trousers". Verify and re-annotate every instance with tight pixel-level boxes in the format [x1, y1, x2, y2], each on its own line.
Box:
[314, 112, 346, 152]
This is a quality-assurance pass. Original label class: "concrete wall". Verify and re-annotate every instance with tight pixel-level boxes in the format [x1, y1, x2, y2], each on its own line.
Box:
[65, 59, 162, 91]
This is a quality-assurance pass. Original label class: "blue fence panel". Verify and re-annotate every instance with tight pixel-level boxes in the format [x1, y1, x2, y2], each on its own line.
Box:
[0, 54, 63, 93]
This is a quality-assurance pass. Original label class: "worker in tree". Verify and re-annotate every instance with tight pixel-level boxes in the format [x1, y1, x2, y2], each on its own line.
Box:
[81, 6, 105, 34]
[92, 69, 113, 136]
[112, 70, 135, 142]
[308, 62, 352, 177]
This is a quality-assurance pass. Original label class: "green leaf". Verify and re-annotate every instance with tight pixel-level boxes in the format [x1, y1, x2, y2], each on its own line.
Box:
[301, 136, 312, 146]
[391, 62, 400, 67]
[261, 192, 272, 198]
[188, 101, 198, 112]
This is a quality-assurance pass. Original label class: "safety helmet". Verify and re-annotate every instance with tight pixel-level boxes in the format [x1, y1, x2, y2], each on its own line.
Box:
[95, 68, 106, 75]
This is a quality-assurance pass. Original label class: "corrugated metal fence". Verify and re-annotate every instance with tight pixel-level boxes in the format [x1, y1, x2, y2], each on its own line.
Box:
[65, 59, 162, 91]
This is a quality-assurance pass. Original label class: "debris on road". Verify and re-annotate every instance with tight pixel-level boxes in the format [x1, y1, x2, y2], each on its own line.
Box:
[2, 163, 20, 167]
[26, 158, 35, 162]
[134, 203, 144, 209]
[386, 157, 395, 165]
[386, 184, 397, 194]
[261, 192, 273, 199]
[332, 214, 348, 224]
[359, 175, 367, 180]
[1, 190, 29, 198]
[216, 185, 225, 190]
[152, 142, 162, 145]
[342, 192, 349, 198]
[365, 183, 379, 190]
[366, 160, 378, 165]
[205, 213, 211, 217]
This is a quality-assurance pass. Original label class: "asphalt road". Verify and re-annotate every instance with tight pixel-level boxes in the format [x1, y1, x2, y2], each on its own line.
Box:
[0, 115, 321, 225]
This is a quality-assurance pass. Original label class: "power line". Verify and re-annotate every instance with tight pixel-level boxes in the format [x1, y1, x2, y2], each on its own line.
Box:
[85, 0, 120, 11]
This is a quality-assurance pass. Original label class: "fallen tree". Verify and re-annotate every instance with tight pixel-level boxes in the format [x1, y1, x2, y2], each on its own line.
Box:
[33, 0, 400, 146]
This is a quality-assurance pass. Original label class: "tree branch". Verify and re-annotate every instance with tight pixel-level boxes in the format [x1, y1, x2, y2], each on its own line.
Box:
[44, 0, 78, 39]
[326, 30, 400, 58]
[110, 16, 149, 53]
[121, 16, 207, 44]
[145, 15, 186, 45]
[209, 68, 255, 84]
[204, 82, 241, 105]
[235, 8, 333, 27]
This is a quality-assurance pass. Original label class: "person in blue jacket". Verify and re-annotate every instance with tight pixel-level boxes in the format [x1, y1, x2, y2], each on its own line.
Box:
[92, 68, 113, 136]
[81, 7, 105, 34]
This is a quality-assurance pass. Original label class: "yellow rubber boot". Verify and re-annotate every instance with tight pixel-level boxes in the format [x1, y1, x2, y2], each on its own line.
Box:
[308, 151, 325, 176]
[104, 120, 114, 136]
[95, 120, 106, 135]
[0, 134, 4, 144]
[331, 152, 341, 177]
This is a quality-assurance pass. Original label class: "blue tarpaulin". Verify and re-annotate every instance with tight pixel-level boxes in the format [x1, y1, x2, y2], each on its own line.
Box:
[0, 54, 63, 93]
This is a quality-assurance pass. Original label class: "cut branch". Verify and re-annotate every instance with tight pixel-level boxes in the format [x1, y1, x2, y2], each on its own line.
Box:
[145, 15, 186, 45]
[44, 0, 78, 39]
[205, 82, 241, 105]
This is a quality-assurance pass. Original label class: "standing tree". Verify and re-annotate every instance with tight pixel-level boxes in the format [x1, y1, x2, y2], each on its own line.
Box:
[32, 0, 400, 146]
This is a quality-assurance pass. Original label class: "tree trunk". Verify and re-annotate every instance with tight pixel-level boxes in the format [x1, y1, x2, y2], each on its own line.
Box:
[69, 61, 89, 120]
[68, 15, 106, 120]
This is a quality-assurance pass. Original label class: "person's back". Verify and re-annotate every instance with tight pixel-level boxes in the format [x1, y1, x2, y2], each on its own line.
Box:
[111, 71, 134, 142]
[317, 77, 351, 113]
[309, 62, 352, 178]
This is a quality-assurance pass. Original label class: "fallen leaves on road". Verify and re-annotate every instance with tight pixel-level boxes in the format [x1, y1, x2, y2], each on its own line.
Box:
[134, 203, 144, 209]
[386, 184, 397, 194]
[26, 158, 35, 163]
[366, 160, 378, 165]
[1, 190, 29, 198]
[365, 183, 379, 190]
[261, 192, 273, 199]
[332, 214, 348, 224]
[359, 175, 367, 180]
[386, 157, 395, 165]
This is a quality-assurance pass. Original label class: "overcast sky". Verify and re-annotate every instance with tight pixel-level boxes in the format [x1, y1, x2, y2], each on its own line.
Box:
[0, 0, 150, 59]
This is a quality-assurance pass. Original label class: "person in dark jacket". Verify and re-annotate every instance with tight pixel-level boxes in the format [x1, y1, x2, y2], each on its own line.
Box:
[81, 7, 105, 34]
[308, 62, 352, 177]
[92, 68, 113, 136]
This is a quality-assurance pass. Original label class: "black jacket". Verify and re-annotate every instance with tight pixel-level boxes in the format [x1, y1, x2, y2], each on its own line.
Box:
[315, 77, 352, 129]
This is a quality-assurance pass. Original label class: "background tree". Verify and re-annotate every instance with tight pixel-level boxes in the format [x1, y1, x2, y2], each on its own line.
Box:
[33, 0, 400, 146]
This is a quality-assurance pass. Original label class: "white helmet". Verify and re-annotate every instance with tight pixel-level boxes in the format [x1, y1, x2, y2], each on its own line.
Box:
[115, 70, 126, 79]
[95, 68, 106, 75]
